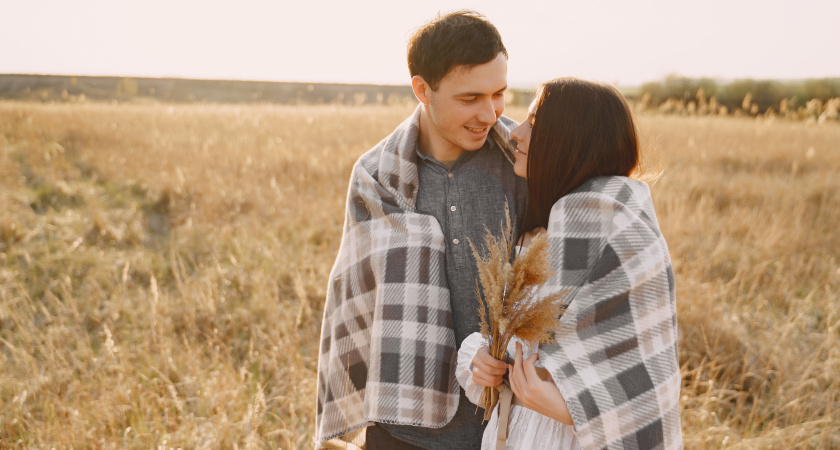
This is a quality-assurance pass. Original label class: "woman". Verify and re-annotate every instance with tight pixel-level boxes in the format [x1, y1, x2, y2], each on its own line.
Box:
[457, 78, 682, 449]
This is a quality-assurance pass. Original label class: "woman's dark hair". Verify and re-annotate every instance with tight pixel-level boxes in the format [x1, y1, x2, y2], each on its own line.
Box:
[521, 78, 640, 231]
[407, 10, 507, 91]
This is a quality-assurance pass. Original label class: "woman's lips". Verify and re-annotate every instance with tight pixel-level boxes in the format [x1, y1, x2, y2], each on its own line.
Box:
[510, 138, 526, 155]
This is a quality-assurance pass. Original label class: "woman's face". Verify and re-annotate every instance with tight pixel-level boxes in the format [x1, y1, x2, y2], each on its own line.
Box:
[511, 98, 538, 178]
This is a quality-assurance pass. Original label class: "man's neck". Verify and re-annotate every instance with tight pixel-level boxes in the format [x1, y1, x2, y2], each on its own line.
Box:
[417, 108, 463, 164]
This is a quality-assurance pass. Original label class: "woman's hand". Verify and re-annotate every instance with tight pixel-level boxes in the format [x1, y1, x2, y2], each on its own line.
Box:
[509, 342, 574, 426]
[471, 346, 508, 387]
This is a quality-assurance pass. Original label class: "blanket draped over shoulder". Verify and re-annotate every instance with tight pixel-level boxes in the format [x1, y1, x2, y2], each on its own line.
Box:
[540, 176, 682, 450]
[315, 105, 517, 444]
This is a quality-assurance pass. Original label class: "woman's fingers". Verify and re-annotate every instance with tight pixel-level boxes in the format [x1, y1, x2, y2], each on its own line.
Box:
[523, 355, 544, 396]
[470, 346, 507, 387]
[471, 343, 546, 390]
[522, 353, 542, 384]
[473, 369, 503, 387]
[477, 346, 508, 368]
[514, 342, 525, 375]
[473, 347, 507, 375]
[472, 363, 504, 386]
[510, 342, 528, 396]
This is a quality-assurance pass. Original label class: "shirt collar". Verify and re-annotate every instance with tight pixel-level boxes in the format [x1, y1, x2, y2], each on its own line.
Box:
[415, 138, 494, 171]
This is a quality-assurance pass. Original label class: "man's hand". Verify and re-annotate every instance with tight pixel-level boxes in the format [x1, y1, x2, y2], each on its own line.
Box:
[471, 346, 508, 387]
[509, 342, 574, 426]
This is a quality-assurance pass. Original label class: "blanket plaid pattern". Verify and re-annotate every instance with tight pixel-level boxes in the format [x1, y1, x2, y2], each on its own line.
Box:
[540, 176, 682, 450]
[315, 105, 518, 443]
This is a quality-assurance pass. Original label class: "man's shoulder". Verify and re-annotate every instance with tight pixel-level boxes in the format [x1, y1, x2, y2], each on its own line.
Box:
[495, 114, 517, 132]
[354, 109, 421, 179]
[356, 143, 382, 179]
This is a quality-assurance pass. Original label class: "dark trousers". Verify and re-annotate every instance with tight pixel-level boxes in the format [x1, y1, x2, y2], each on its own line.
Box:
[365, 425, 426, 450]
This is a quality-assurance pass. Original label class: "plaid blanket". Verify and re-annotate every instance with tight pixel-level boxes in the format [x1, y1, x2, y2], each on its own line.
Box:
[315, 105, 518, 444]
[539, 176, 682, 450]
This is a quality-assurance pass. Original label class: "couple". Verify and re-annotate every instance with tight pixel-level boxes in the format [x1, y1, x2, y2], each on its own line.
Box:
[315, 10, 681, 450]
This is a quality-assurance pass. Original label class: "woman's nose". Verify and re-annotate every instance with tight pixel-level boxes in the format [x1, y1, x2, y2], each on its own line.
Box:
[510, 125, 523, 141]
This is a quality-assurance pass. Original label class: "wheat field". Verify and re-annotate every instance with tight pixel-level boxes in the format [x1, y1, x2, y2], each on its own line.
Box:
[1, 100, 838, 449]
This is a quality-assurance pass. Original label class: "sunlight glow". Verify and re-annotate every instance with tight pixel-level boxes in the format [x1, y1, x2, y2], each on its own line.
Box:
[1, 0, 838, 88]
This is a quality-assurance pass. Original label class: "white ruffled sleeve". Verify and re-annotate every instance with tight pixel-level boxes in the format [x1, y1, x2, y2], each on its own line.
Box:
[456, 331, 489, 406]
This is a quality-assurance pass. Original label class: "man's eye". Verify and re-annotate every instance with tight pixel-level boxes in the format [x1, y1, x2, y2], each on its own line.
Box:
[462, 98, 477, 103]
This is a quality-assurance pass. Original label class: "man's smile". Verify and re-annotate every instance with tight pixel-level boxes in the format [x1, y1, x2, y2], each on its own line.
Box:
[465, 126, 489, 135]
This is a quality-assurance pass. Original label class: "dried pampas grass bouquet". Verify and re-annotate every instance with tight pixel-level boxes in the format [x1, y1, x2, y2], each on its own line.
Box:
[469, 203, 568, 421]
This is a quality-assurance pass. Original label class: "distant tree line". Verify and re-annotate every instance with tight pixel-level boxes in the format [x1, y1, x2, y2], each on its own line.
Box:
[636, 75, 840, 121]
[0, 74, 536, 107]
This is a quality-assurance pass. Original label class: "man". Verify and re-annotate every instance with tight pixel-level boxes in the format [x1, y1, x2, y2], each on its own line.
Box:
[315, 10, 527, 449]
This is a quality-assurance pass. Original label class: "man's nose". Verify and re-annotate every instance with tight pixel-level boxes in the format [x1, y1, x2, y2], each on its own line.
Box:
[477, 98, 497, 124]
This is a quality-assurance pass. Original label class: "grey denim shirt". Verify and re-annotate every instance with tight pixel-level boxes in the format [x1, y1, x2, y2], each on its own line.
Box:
[378, 137, 528, 449]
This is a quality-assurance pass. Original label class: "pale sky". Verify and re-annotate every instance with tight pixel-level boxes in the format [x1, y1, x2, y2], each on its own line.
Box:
[1, 0, 838, 89]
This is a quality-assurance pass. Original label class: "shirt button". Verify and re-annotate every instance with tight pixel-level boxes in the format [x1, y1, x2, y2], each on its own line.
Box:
[452, 238, 460, 245]
[450, 205, 457, 212]
[447, 172, 453, 179]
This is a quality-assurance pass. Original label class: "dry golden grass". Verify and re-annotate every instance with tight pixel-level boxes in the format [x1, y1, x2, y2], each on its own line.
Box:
[1, 101, 839, 448]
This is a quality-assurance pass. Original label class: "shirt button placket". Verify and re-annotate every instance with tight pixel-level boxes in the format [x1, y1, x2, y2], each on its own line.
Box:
[448, 169, 464, 268]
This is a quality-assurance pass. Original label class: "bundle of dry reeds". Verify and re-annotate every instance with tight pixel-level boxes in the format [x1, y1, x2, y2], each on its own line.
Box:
[469, 204, 568, 421]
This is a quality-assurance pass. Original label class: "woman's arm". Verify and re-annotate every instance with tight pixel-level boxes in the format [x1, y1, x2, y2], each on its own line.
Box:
[508, 342, 574, 426]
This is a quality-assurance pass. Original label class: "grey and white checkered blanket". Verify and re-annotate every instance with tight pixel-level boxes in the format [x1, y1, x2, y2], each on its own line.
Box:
[315, 105, 518, 443]
[539, 176, 682, 450]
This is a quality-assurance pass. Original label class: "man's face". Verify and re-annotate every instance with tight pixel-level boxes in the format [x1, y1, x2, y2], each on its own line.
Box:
[425, 53, 508, 153]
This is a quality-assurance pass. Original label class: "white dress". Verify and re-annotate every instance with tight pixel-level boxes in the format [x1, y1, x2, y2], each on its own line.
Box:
[456, 332, 581, 450]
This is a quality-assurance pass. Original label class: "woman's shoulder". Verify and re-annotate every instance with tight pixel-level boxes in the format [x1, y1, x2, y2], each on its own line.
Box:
[547, 176, 658, 237]
[569, 176, 650, 202]
[550, 176, 651, 212]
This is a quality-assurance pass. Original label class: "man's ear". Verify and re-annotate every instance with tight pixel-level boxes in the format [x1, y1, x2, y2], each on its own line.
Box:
[412, 76, 432, 105]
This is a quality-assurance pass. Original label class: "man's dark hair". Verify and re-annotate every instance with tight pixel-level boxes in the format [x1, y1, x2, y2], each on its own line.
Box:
[407, 10, 507, 91]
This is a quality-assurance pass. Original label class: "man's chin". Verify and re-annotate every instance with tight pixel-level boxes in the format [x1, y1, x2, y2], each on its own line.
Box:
[459, 136, 489, 152]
